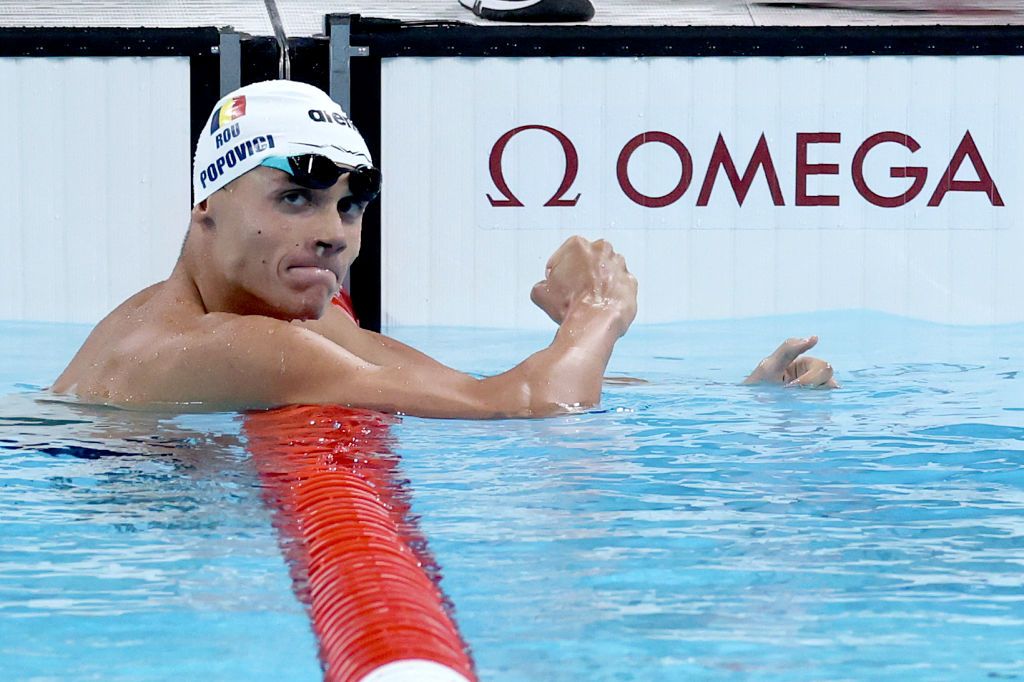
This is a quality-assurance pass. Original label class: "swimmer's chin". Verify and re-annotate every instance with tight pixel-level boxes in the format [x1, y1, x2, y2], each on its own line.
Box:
[271, 304, 329, 322]
[255, 290, 334, 322]
[291, 297, 335, 322]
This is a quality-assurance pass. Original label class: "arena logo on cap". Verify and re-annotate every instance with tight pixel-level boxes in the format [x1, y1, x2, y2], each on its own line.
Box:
[210, 96, 247, 134]
[308, 108, 357, 130]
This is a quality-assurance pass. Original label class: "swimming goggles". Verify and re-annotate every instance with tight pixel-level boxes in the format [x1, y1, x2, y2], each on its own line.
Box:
[261, 154, 382, 204]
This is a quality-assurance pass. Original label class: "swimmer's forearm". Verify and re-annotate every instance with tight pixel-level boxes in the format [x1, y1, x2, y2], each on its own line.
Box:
[486, 304, 620, 417]
[295, 304, 623, 419]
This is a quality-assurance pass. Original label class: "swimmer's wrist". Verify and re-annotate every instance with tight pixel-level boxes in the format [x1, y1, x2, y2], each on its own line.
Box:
[562, 299, 630, 338]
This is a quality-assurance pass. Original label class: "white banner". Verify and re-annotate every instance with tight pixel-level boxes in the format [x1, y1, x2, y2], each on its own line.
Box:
[381, 56, 1024, 327]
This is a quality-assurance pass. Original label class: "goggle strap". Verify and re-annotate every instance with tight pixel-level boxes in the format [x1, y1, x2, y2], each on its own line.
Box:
[260, 156, 294, 175]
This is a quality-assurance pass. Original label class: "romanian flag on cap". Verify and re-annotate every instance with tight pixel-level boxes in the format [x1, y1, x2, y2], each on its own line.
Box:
[210, 96, 247, 133]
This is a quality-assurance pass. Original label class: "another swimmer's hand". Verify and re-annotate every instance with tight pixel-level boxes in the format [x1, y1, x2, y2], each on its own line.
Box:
[530, 236, 638, 336]
[743, 336, 840, 389]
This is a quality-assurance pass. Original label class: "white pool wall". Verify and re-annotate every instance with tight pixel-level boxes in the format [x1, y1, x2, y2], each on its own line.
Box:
[381, 56, 1024, 330]
[0, 56, 190, 325]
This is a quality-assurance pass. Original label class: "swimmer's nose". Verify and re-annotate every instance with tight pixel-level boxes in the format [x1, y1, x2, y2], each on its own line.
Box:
[313, 211, 348, 255]
[313, 237, 346, 258]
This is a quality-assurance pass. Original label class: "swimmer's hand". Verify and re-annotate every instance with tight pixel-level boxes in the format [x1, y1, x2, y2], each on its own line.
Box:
[530, 236, 638, 337]
[743, 336, 840, 389]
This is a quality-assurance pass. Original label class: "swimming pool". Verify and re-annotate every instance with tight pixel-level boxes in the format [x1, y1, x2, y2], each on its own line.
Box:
[2, 312, 1022, 680]
[0, 323, 323, 680]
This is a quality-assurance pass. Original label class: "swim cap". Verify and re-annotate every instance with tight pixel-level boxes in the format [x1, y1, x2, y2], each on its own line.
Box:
[192, 80, 373, 204]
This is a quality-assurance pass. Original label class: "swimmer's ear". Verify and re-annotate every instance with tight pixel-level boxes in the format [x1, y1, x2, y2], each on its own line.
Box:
[190, 199, 216, 230]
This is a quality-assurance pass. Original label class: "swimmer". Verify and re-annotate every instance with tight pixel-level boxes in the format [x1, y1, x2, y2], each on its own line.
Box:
[52, 80, 836, 418]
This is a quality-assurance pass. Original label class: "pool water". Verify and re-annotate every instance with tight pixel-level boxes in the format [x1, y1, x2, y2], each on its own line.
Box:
[0, 324, 322, 680]
[2, 312, 1023, 681]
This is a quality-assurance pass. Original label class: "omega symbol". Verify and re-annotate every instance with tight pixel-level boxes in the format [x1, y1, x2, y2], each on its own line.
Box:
[487, 125, 581, 207]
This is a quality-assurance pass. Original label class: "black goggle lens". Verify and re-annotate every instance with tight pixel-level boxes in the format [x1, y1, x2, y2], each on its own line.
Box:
[286, 155, 381, 203]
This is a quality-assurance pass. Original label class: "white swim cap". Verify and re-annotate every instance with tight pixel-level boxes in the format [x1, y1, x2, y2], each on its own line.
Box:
[192, 80, 373, 204]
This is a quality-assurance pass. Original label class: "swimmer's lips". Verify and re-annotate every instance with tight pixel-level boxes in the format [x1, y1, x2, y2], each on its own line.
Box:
[283, 260, 340, 290]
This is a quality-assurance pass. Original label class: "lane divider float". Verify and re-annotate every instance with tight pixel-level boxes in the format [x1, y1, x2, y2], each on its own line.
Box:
[245, 404, 475, 682]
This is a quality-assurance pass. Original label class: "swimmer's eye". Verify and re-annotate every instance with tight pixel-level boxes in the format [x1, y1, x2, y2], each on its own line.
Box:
[337, 195, 366, 220]
[281, 189, 313, 208]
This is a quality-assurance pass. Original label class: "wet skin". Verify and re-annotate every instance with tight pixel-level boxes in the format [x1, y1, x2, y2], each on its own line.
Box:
[52, 168, 833, 417]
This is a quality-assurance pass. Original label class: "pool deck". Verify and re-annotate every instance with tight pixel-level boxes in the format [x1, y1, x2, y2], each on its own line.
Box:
[2, 1, 1024, 38]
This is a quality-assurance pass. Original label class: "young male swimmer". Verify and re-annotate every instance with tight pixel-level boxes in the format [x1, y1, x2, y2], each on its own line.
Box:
[52, 80, 837, 418]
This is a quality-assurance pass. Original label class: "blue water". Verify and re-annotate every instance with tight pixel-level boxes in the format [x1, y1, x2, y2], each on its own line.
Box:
[0, 324, 322, 681]
[2, 312, 1023, 681]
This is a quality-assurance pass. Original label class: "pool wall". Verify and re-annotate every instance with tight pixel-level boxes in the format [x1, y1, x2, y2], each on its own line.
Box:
[4, 13, 1024, 332]
[380, 53, 1024, 329]
[0, 54, 191, 324]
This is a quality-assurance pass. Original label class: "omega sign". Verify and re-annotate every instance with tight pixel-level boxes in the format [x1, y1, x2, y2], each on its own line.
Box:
[487, 125, 1004, 209]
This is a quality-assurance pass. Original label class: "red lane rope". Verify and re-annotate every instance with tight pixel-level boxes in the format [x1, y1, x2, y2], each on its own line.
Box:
[331, 289, 358, 321]
[243, 291, 475, 681]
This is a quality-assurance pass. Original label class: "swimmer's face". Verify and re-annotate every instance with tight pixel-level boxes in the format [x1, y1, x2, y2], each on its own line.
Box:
[197, 166, 365, 320]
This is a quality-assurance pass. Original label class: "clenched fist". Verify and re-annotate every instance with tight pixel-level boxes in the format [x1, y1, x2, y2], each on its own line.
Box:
[531, 236, 638, 337]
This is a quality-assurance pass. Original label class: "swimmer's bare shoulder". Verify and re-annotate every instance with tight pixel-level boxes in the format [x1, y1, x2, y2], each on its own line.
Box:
[132, 312, 357, 410]
[51, 283, 165, 400]
[50, 282, 450, 413]
[51, 282, 334, 410]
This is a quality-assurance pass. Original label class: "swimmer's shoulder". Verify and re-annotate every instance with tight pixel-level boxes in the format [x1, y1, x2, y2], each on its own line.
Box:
[56, 284, 360, 409]
[119, 281, 163, 309]
[197, 309, 350, 355]
[195, 311, 370, 381]
[122, 311, 363, 410]
[292, 299, 362, 347]
[51, 281, 193, 397]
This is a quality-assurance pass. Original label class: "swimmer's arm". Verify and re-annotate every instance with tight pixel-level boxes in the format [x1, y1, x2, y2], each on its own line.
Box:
[149, 312, 617, 417]
[282, 304, 623, 418]
[299, 303, 646, 390]
[295, 304, 454, 371]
